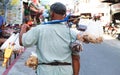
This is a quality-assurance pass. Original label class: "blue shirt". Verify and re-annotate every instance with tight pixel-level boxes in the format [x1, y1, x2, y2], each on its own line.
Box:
[0, 16, 5, 26]
[0, 16, 5, 32]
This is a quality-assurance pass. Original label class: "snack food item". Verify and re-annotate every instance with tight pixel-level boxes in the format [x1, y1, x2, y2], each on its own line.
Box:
[25, 52, 38, 70]
[81, 34, 103, 44]
[25, 55, 38, 70]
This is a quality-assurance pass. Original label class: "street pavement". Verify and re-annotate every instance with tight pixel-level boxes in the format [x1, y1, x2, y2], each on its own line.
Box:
[0, 34, 120, 75]
[1, 46, 37, 75]
[80, 37, 120, 75]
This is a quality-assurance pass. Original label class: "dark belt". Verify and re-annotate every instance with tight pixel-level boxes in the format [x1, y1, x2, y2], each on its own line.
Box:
[38, 62, 71, 66]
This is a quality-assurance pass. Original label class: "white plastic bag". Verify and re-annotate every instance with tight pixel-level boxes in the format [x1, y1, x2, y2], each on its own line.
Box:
[78, 19, 103, 43]
[84, 20, 103, 43]
[85, 20, 103, 38]
[0, 33, 24, 51]
[13, 33, 24, 51]
[0, 33, 16, 50]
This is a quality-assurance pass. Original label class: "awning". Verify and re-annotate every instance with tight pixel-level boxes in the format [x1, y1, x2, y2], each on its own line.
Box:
[101, 0, 120, 4]
[111, 3, 120, 15]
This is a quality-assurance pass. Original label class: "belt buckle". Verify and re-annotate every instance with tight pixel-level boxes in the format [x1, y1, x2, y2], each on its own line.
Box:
[52, 61, 59, 65]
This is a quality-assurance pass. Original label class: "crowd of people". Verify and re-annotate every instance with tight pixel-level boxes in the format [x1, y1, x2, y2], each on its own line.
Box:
[23, 0, 50, 25]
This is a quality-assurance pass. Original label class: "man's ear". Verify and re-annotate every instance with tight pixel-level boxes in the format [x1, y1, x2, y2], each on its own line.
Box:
[63, 14, 66, 18]
[50, 11, 54, 18]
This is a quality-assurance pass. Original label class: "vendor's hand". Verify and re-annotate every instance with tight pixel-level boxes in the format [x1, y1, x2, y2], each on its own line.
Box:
[72, 18, 80, 24]
[38, 9, 43, 14]
[20, 24, 30, 32]
[77, 34, 89, 44]
[77, 34, 84, 42]
[19, 24, 30, 46]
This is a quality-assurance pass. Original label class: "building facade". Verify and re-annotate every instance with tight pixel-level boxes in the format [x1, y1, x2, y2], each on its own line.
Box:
[75, 0, 111, 24]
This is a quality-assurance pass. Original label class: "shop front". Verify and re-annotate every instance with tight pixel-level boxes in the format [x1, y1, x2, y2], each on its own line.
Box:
[111, 3, 120, 40]
[0, 0, 4, 16]
[111, 3, 120, 22]
[0, 0, 24, 68]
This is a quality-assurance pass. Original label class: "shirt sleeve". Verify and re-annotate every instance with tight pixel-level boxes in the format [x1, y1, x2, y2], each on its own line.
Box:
[70, 28, 78, 41]
[22, 27, 39, 47]
[70, 28, 81, 56]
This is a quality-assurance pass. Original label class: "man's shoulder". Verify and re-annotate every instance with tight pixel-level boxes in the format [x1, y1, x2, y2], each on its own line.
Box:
[33, 24, 47, 29]
[35, 23, 65, 28]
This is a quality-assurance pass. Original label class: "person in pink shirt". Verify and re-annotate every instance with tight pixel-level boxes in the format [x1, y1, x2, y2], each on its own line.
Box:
[29, 0, 43, 24]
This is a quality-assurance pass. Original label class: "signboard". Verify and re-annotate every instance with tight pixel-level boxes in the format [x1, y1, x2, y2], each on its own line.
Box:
[0, 0, 4, 16]
[6, 0, 23, 24]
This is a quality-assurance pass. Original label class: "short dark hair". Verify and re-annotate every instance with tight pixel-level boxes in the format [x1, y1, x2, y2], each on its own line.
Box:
[50, 2, 66, 15]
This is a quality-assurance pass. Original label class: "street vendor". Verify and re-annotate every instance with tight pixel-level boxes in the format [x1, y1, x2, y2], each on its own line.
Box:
[29, 0, 44, 24]
[19, 2, 102, 75]
[19, 2, 81, 75]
